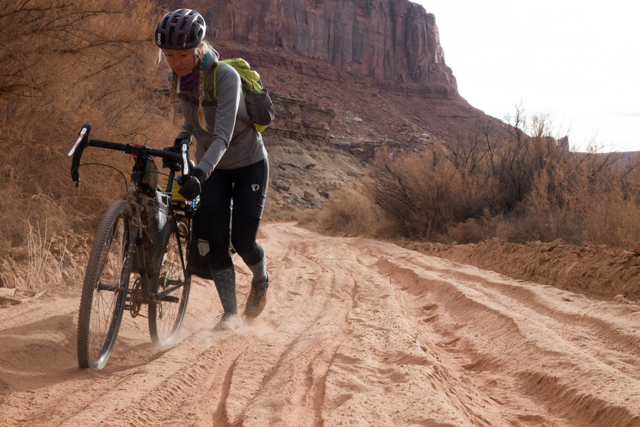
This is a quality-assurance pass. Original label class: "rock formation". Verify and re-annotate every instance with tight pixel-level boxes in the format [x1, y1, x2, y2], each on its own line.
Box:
[268, 93, 335, 143]
[157, 0, 511, 213]
[167, 0, 457, 94]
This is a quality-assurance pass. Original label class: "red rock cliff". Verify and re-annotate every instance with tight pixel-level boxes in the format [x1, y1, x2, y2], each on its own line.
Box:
[168, 0, 456, 93]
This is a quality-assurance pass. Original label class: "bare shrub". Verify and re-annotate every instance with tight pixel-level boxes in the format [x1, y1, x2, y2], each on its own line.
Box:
[365, 106, 640, 250]
[443, 210, 520, 244]
[364, 145, 492, 239]
[0, 0, 167, 245]
[262, 201, 297, 222]
[513, 140, 640, 248]
[297, 209, 319, 225]
[318, 189, 381, 235]
[26, 221, 52, 291]
[577, 148, 640, 247]
[474, 211, 516, 242]
[494, 219, 517, 242]
[513, 160, 580, 243]
[444, 219, 483, 244]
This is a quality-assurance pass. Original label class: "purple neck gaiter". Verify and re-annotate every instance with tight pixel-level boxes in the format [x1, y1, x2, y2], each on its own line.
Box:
[180, 66, 200, 91]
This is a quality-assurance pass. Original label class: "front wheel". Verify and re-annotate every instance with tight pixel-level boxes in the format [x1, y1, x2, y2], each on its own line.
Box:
[77, 200, 134, 370]
[148, 216, 191, 346]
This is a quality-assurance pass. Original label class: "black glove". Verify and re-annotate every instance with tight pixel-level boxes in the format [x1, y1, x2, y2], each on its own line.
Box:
[178, 167, 205, 200]
[162, 138, 189, 171]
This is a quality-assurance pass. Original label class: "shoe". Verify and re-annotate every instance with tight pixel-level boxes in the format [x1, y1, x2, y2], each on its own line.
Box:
[213, 312, 243, 331]
[244, 274, 269, 319]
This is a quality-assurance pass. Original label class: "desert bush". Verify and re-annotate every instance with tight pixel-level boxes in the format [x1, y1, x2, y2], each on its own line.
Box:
[443, 218, 483, 244]
[297, 209, 320, 225]
[318, 189, 382, 235]
[364, 145, 493, 239]
[513, 141, 640, 248]
[443, 210, 516, 244]
[365, 106, 640, 249]
[0, 0, 168, 246]
[576, 149, 640, 247]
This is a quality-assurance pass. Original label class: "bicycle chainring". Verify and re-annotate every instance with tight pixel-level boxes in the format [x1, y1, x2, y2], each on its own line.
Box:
[130, 277, 143, 318]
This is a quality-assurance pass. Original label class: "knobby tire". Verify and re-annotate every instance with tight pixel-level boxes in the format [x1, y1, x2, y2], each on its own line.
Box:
[148, 217, 191, 346]
[77, 200, 134, 370]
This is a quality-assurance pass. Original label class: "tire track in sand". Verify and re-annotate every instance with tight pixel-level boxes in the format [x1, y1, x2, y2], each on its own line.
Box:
[367, 239, 640, 426]
[1, 223, 639, 426]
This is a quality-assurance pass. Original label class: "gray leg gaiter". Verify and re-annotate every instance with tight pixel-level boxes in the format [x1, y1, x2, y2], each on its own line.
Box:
[211, 266, 237, 314]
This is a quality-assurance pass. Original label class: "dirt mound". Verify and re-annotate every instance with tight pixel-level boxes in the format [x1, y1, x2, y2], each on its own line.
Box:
[402, 238, 640, 302]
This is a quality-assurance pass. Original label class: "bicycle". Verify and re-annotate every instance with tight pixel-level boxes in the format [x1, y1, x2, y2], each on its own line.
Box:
[69, 124, 196, 371]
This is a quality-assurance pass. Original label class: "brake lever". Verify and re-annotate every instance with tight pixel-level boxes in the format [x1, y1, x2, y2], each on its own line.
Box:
[70, 124, 91, 186]
[182, 143, 189, 176]
[68, 126, 88, 156]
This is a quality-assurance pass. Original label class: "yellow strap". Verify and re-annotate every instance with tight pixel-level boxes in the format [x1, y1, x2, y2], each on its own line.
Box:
[213, 62, 220, 99]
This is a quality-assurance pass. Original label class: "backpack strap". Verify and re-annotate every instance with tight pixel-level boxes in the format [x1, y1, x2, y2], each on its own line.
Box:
[213, 62, 220, 99]
[204, 63, 219, 105]
[205, 63, 254, 129]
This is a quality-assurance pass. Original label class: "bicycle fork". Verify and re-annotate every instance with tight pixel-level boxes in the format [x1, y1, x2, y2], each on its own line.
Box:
[154, 215, 188, 302]
[130, 218, 185, 306]
[123, 202, 165, 316]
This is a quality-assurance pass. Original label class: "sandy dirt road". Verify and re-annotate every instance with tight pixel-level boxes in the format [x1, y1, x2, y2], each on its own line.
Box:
[1, 223, 640, 426]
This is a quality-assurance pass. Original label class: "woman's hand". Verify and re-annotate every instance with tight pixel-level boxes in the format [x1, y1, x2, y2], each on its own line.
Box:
[178, 167, 205, 200]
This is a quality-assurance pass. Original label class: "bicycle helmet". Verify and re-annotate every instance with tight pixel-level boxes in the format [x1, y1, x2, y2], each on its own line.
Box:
[155, 9, 206, 50]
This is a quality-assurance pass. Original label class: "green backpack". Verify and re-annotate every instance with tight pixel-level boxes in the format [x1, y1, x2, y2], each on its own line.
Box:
[205, 58, 275, 133]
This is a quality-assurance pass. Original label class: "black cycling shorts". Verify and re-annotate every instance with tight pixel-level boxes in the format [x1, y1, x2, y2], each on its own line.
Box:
[199, 159, 269, 219]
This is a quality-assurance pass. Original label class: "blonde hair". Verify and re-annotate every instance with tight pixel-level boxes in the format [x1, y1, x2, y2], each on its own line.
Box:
[158, 41, 214, 131]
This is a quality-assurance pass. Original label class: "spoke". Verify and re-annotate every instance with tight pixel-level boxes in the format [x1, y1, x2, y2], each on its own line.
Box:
[155, 227, 187, 341]
[87, 214, 129, 363]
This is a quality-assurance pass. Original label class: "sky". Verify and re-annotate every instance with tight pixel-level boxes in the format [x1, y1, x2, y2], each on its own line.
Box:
[414, 0, 640, 152]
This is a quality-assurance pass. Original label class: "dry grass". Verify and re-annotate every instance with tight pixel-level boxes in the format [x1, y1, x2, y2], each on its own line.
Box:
[324, 107, 640, 250]
[297, 209, 320, 225]
[318, 189, 383, 236]
[26, 221, 52, 291]
[26, 220, 67, 292]
[362, 144, 493, 239]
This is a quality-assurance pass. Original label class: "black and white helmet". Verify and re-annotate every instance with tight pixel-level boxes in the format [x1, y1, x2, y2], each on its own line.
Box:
[155, 9, 206, 50]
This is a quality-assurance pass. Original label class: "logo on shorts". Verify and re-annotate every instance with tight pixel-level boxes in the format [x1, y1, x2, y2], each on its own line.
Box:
[251, 184, 260, 192]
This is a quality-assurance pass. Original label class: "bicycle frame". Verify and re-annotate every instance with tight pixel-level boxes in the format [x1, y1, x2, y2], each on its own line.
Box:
[129, 167, 184, 306]
[70, 124, 194, 307]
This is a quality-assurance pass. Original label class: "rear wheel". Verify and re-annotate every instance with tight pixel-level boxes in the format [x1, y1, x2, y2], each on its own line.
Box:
[77, 200, 134, 370]
[148, 217, 191, 346]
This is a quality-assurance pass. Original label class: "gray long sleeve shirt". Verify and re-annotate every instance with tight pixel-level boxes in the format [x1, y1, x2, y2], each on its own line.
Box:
[173, 48, 267, 179]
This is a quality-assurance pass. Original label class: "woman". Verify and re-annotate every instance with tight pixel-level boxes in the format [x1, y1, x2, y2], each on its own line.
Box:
[155, 9, 269, 331]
